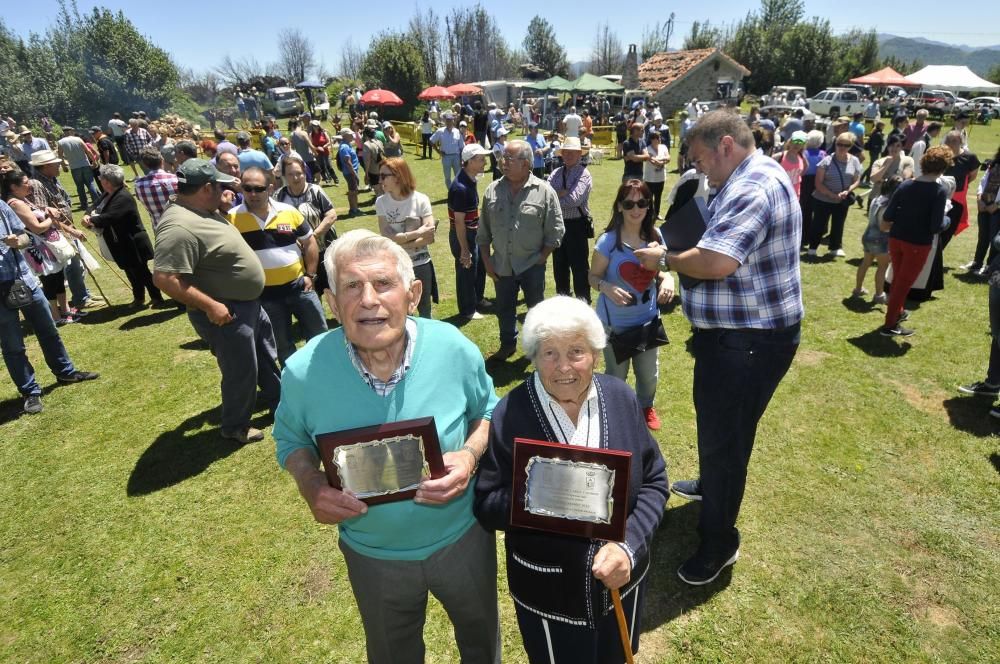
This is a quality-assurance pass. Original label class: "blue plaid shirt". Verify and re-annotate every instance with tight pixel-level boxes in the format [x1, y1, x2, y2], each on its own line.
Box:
[345, 318, 418, 397]
[683, 151, 804, 330]
[0, 200, 36, 287]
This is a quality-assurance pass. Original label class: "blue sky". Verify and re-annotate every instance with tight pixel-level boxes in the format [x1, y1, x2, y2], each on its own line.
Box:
[9, 1, 1000, 72]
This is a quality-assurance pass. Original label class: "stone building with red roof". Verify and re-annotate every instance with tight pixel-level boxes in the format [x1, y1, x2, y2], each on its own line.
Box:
[638, 48, 750, 115]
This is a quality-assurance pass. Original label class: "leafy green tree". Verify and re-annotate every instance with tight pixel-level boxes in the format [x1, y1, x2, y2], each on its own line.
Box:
[832, 29, 880, 84]
[522, 16, 569, 77]
[780, 19, 836, 94]
[987, 64, 1000, 85]
[360, 32, 425, 118]
[682, 21, 725, 50]
[48, 2, 177, 125]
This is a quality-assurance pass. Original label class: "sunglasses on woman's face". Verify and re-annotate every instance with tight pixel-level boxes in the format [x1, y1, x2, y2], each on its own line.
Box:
[621, 199, 651, 210]
[836, 142, 852, 148]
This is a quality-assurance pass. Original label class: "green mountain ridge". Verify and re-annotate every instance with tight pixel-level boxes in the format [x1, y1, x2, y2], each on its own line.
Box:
[878, 35, 1000, 76]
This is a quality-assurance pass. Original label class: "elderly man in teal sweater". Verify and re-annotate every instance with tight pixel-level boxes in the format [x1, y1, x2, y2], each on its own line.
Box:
[273, 229, 500, 664]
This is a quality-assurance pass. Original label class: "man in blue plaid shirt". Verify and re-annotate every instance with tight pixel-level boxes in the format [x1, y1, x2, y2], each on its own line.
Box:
[636, 110, 803, 586]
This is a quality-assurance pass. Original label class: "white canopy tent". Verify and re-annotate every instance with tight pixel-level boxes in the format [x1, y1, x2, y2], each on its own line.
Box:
[906, 65, 999, 93]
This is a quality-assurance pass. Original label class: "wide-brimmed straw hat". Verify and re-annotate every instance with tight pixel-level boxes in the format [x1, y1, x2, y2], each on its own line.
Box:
[29, 149, 62, 167]
[555, 136, 589, 155]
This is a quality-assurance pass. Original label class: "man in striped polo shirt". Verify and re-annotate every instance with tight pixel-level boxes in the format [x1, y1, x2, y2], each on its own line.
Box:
[228, 167, 327, 365]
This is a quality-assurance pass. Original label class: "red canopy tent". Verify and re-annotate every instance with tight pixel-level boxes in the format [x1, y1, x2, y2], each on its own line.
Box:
[446, 83, 483, 95]
[849, 67, 920, 87]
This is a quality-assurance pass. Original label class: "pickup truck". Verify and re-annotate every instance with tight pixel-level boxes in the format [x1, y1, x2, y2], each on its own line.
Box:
[906, 90, 957, 117]
[806, 88, 867, 118]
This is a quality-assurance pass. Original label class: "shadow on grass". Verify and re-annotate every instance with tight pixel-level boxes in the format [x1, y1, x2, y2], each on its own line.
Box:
[841, 296, 874, 313]
[486, 356, 532, 390]
[847, 330, 912, 357]
[178, 338, 209, 351]
[119, 308, 184, 331]
[990, 452, 1000, 476]
[952, 271, 988, 285]
[845, 257, 863, 267]
[641, 501, 730, 632]
[942, 397, 1000, 437]
[126, 407, 270, 496]
[76, 305, 134, 326]
[0, 384, 59, 426]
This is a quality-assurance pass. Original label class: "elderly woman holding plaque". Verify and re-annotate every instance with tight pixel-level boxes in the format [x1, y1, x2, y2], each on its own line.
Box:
[274, 229, 501, 664]
[474, 296, 668, 663]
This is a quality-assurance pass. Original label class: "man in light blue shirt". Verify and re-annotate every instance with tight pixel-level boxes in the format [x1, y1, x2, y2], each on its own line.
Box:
[430, 112, 463, 189]
[525, 122, 549, 178]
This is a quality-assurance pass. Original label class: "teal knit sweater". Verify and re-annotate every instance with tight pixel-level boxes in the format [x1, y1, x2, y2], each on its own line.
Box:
[274, 317, 498, 560]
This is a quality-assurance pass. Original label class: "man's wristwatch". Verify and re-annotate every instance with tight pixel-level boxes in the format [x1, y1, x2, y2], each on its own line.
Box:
[304, 273, 317, 280]
[657, 247, 670, 272]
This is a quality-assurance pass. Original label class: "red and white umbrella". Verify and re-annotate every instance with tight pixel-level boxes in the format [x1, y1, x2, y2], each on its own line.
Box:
[418, 85, 456, 101]
[446, 83, 483, 96]
[360, 89, 403, 106]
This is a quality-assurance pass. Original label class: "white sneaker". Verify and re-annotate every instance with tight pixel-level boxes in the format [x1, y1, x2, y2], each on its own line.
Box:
[464, 311, 484, 320]
[830, 249, 846, 258]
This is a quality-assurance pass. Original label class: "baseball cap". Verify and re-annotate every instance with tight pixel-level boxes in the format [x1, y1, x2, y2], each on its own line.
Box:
[340, 128, 354, 138]
[461, 143, 490, 162]
[459, 121, 468, 127]
[176, 158, 237, 186]
[790, 130, 808, 144]
[236, 131, 251, 142]
[89, 126, 101, 133]
[495, 127, 509, 137]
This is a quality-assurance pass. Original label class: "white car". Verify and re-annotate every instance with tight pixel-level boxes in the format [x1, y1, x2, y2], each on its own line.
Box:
[806, 88, 867, 118]
[966, 97, 1000, 118]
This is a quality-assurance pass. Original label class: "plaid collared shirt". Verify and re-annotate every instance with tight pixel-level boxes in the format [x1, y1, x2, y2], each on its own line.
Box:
[684, 151, 804, 330]
[29, 175, 72, 219]
[134, 169, 178, 228]
[345, 318, 417, 397]
[124, 127, 152, 160]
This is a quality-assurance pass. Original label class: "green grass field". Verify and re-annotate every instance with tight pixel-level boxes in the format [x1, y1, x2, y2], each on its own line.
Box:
[1, 122, 998, 663]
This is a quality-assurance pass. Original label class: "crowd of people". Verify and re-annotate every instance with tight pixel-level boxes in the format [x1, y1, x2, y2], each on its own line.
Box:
[2, 88, 997, 662]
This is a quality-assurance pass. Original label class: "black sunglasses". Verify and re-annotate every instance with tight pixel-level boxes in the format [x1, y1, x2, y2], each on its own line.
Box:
[241, 184, 268, 193]
[621, 199, 651, 210]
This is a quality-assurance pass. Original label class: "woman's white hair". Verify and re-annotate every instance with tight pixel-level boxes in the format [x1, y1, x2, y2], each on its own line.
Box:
[324, 229, 415, 295]
[805, 129, 824, 149]
[521, 296, 606, 360]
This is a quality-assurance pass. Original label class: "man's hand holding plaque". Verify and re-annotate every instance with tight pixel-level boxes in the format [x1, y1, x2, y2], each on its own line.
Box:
[316, 417, 448, 507]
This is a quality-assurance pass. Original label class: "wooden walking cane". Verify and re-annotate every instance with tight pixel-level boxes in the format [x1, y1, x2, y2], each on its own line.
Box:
[72, 239, 116, 305]
[611, 588, 635, 664]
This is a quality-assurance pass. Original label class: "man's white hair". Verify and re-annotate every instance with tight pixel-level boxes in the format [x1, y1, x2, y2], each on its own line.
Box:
[324, 229, 415, 295]
[521, 296, 606, 361]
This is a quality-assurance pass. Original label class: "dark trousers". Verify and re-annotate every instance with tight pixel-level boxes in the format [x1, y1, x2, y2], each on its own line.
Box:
[449, 226, 486, 317]
[316, 154, 338, 183]
[799, 175, 817, 247]
[646, 180, 665, 219]
[808, 198, 849, 251]
[339, 523, 500, 664]
[495, 264, 546, 347]
[514, 582, 644, 663]
[860, 150, 879, 182]
[886, 238, 932, 328]
[988, 286, 1000, 385]
[553, 218, 591, 302]
[122, 261, 162, 303]
[187, 299, 281, 435]
[692, 324, 799, 556]
[421, 133, 432, 158]
[973, 210, 999, 267]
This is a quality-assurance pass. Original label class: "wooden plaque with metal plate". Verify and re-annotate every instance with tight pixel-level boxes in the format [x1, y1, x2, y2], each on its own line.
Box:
[510, 437, 631, 542]
[317, 417, 446, 506]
